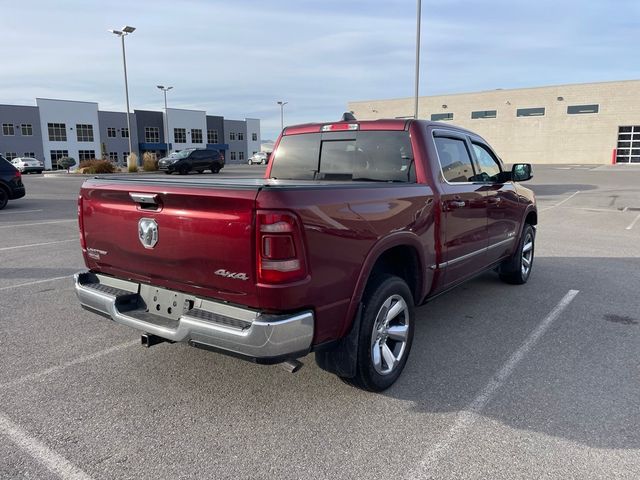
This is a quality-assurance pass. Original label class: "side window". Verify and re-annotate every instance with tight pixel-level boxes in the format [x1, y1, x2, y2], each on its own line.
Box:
[433, 136, 475, 182]
[471, 143, 501, 182]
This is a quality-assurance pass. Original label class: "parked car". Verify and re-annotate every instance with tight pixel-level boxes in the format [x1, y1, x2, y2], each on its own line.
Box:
[11, 157, 44, 174]
[158, 148, 225, 175]
[0, 155, 26, 209]
[74, 115, 536, 392]
[248, 151, 269, 165]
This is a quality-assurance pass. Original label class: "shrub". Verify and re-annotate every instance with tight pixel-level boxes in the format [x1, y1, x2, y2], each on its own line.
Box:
[59, 157, 76, 172]
[78, 159, 116, 174]
[142, 152, 158, 171]
[127, 152, 138, 173]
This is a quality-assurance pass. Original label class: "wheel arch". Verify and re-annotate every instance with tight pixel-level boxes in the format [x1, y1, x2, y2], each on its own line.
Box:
[339, 233, 432, 338]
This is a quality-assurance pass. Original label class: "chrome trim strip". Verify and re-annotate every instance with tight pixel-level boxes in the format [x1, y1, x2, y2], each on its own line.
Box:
[438, 237, 515, 269]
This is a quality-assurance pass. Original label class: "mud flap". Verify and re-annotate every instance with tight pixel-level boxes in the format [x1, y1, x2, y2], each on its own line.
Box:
[314, 304, 362, 378]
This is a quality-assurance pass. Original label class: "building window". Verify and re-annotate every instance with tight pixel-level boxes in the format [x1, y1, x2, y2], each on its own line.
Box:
[109, 152, 119, 162]
[145, 127, 160, 143]
[252, 133, 257, 141]
[191, 128, 203, 143]
[107, 127, 117, 138]
[24, 152, 36, 158]
[21, 124, 33, 136]
[229, 132, 236, 141]
[174, 128, 186, 143]
[517, 107, 545, 117]
[4, 152, 17, 160]
[208, 129, 218, 144]
[123, 152, 130, 161]
[78, 150, 96, 161]
[238, 132, 244, 141]
[567, 104, 599, 114]
[239, 152, 245, 161]
[230, 151, 237, 161]
[48, 123, 67, 141]
[431, 113, 454, 121]
[471, 110, 497, 119]
[121, 127, 129, 138]
[50, 150, 69, 170]
[2, 124, 15, 136]
[76, 124, 95, 142]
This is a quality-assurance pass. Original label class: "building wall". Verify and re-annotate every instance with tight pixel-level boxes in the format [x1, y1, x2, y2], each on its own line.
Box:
[245, 118, 261, 158]
[224, 119, 247, 163]
[206, 115, 225, 149]
[348, 80, 640, 165]
[166, 108, 207, 151]
[0, 105, 45, 161]
[98, 111, 138, 164]
[135, 109, 167, 157]
[36, 98, 102, 169]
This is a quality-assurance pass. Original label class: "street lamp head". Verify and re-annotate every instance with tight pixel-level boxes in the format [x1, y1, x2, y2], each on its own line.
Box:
[108, 29, 123, 36]
[157, 85, 164, 90]
[122, 26, 136, 33]
[277, 101, 288, 106]
[157, 85, 174, 92]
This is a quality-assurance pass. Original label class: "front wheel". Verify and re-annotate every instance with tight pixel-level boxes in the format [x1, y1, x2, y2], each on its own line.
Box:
[342, 275, 415, 392]
[499, 224, 535, 284]
[0, 187, 8, 210]
[211, 163, 221, 174]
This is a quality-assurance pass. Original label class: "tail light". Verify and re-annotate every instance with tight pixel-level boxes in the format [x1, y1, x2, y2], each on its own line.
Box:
[14, 169, 21, 179]
[256, 210, 307, 284]
[321, 123, 359, 132]
[78, 195, 86, 249]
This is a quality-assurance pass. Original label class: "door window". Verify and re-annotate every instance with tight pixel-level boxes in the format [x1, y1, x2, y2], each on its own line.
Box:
[433, 136, 475, 182]
[471, 143, 501, 182]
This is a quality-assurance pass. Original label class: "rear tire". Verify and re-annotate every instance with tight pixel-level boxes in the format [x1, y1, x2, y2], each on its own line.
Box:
[341, 275, 415, 392]
[178, 165, 189, 175]
[499, 223, 535, 284]
[0, 186, 8, 210]
[211, 163, 221, 174]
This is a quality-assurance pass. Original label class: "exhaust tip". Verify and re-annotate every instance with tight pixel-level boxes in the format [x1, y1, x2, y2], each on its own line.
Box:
[281, 359, 304, 373]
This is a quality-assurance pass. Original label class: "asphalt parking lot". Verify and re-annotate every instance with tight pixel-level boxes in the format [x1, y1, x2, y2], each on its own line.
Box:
[1, 164, 639, 479]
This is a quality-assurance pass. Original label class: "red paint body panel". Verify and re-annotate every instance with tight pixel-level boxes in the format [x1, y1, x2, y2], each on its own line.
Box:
[78, 119, 536, 347]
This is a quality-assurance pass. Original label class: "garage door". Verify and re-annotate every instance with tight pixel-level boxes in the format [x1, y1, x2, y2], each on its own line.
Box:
[617, 126, 640, 163]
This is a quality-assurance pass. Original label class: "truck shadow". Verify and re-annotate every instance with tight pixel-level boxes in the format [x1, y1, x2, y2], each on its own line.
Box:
[528, 184, 597, 196]
[386, 256, 640, 450]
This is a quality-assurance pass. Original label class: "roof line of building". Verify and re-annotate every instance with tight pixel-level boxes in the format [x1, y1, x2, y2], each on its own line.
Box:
[350, 78, 640, 104]
[36, 97, 99, 105]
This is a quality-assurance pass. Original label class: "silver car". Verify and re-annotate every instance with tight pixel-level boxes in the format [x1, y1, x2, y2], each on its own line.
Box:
[248, 151, 269, 165]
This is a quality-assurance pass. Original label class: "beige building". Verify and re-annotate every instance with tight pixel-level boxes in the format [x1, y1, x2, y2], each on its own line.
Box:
[348, 80, 640, 165]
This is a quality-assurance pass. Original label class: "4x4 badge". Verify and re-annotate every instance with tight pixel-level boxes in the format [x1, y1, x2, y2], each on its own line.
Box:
[138, 218, 158, 249]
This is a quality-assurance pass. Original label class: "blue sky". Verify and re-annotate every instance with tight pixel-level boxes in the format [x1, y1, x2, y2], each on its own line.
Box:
[1, 0, 639, 140]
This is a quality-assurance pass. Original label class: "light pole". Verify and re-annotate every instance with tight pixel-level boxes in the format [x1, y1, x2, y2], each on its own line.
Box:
[277, 101, 288, 131]
[109, 25, 136, 164]
[414, 0, 421, 119]
[157, 85, 173, 156]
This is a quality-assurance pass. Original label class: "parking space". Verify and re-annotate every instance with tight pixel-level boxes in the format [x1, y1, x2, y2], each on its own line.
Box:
[0, 165, 638, 479]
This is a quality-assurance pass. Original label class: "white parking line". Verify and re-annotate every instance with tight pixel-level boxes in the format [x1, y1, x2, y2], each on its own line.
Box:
[540, 191, 580, 212]
[0, 340, 139, 390]
[408, 289, 579, 479]
[626, 213, 640, 230]
[0, 219, 76, 229]
[0, 209, 43, 215]
[0, 239, 76, 252]
[0, 276, 71, 291]
[0, 412, 94, 480]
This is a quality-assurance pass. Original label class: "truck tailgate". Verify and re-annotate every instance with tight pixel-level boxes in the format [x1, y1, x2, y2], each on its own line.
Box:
[80, 177, 261, 304]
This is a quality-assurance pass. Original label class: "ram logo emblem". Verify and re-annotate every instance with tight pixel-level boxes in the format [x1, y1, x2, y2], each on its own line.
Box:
[138, 218, 158, 249]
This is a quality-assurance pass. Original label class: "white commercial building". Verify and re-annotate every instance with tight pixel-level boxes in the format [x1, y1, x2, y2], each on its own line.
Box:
[36, 98, 102, 169]
[166, 108, 207, 152]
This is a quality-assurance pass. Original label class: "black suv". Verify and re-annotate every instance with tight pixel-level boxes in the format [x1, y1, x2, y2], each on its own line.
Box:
[0, 155, 26, 210]
[158, 148, 225, 175]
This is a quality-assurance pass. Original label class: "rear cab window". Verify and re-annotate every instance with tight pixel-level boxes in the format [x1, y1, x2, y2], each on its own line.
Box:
[270, 130, 416, 183]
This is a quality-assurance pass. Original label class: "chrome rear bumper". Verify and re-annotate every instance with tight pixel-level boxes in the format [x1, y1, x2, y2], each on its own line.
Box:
[74, 271, 314, 360]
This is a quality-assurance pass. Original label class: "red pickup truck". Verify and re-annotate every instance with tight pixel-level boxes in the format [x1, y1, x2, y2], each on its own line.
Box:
[75, 116, 536, 391]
